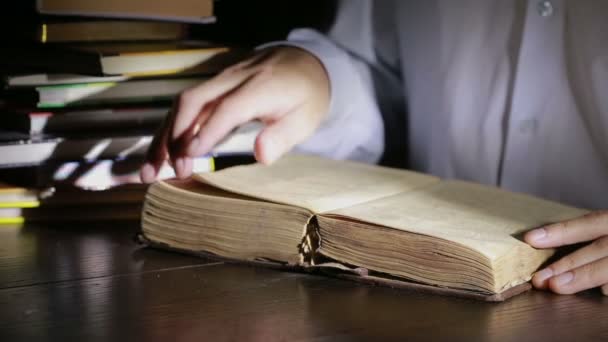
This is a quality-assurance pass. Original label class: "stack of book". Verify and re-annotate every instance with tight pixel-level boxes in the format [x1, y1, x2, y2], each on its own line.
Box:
[0, 0, 256, 224]
[0, 181, 145, 224]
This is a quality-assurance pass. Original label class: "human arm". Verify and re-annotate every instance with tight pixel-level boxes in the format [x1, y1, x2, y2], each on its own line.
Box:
[140, 45, 332, 182]
[140, 1, 395, 182]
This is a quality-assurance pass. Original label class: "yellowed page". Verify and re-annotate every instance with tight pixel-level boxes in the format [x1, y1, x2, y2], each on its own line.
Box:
[142, 180, 311, 265]
[194, 154, 439, 213]
[322, 180, 589, 292]
[325, 180, 588, 261]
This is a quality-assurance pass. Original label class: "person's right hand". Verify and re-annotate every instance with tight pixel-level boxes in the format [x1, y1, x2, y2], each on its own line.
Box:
[140, 46, 330, 183]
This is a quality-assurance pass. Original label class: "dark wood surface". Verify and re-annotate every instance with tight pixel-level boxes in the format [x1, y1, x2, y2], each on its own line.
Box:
[1, 223, 607, 341]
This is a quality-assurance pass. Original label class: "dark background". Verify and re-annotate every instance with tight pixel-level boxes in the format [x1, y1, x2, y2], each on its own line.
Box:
[0, 0, 339, 45]
[195, 0, 338, 44]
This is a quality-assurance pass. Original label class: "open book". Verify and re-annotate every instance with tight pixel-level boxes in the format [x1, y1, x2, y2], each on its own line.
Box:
[140, 155, 588, 301]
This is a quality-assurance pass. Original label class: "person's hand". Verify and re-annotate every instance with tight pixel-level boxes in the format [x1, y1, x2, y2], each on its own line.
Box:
[525, 210, 608, 295]
[140, 46, 330, 183]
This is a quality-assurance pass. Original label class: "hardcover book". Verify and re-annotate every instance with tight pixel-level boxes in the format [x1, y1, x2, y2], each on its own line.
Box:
[37, 0, 215, 24]
[1, 44, 232, 77]
[37, 20, 187, 43]
[0, 182, 146, 224]
[0, 121, 261, 168]
[140, 155, 588, 301]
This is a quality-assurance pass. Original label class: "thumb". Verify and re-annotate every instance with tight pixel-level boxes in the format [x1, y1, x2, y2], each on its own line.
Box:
[254, 107, 321, 164]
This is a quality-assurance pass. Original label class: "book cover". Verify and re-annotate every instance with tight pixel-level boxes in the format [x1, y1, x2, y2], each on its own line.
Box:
[1, 44, 235, 76]
[0, 121, 261, 168]
[36, 0, 215, 24]
[0, 107, 169, 135]
[38, 20, 187, 43]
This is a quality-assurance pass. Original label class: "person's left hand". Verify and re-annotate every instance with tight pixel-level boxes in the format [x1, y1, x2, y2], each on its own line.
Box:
[525, 211, 608, 295]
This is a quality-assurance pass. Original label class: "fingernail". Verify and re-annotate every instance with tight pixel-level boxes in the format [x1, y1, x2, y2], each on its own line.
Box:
[534, 268, 553, 283]
[140, 163, 156, 183]
[553, 271, 574, 286]
[527, 228, 547, 242]
[187, 137, 200, 156]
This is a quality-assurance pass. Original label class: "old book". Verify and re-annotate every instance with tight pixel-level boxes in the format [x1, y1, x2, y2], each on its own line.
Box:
[0, 184, 146, 224]
[2, 19, 186, 43]
[0, 153, 253, 191]
[0, 182, 40, 208]
[0, 107, 169, 135]
[0, 204, 142, 224]
[37, 0, 214, 24]
[1, 44, 233, 76]
[0, 121, 261, 168]
[140, 154, 589, 301]
[7, 77, 207, 108]
[0, 134, 153, 168]
[37, 20, 187, 43]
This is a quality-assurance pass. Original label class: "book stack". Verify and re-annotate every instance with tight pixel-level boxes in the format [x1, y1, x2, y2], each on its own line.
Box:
[0, 182, 144, 224]
[0, 0, 256, 224]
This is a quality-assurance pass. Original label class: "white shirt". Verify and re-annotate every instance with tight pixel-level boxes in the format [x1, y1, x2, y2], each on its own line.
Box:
[267, 0, 608, 209]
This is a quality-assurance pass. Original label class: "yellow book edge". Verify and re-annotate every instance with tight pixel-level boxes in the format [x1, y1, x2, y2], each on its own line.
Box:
[0, 201, 40, 209]
[0, 217, 25, 225]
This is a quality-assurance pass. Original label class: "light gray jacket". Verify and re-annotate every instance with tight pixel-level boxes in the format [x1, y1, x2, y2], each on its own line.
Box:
[266, 0, 607, 209]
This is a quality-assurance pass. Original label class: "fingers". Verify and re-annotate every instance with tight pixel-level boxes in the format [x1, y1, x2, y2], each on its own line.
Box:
[174, 156, 193, 179]
[140, 107, 174, 183]
[185, 80, 270, 158]
[185, 68, 297, 159]
[170, 100, 218, 178]
[171, 64, 260, 142]
[255, 106, 319, 164]
[140, 46, 329, 181]
[525, 211, 608, 248]
[526, 211, 608, 295]
[140, 59, 263, 183]
[181, 47, 328, 162]
[532, 236, 608, 289]
[542, 256, 608, 295]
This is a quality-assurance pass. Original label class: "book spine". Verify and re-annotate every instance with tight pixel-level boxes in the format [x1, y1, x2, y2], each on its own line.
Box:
[2, 155, 211, 189]
[41, 21, 187, 43]
[36, 0, 215, 24]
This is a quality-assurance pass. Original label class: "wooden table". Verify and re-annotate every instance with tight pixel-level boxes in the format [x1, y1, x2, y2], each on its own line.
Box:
[1, 222, 606, 341]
